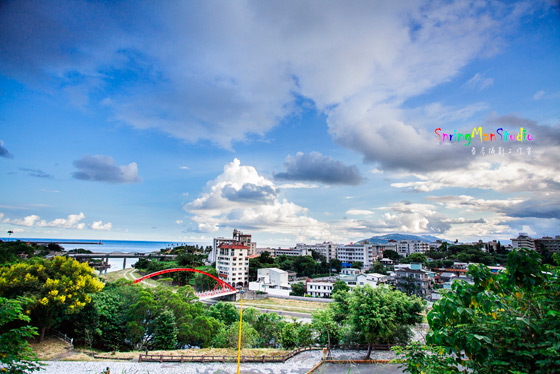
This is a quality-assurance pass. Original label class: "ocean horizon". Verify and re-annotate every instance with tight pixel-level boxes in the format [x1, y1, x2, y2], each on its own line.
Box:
[0, 238, 210, 272]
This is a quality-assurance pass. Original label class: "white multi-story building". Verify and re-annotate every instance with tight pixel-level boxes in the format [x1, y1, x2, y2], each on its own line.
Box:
[307, 280, 334, 298]
[336, 244, 381, 269]
[397, 240, 430, 257]
[295, 242, 338, 261]
[273, 247, 310, 257]
[511, 233, 536, 250]
[216, 243, 249, 287]
[210, 229, 256, 263]
[249, 268, 291, 296]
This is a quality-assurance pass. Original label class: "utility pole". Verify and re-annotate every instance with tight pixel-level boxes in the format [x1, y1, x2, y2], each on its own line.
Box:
[236, 289, 245, 374]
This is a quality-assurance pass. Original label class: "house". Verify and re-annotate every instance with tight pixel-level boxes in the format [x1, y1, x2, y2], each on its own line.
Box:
[396, 263, 433, 299]
[249, 267, 291, 296]
[307, 280, 334, 298]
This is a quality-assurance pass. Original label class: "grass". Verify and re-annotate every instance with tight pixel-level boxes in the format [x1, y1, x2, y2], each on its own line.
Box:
[234, 297, 330, 313]
[30, 337, 70, 360]
[92, 348, 290, 360]
[100, 268, 130, 283]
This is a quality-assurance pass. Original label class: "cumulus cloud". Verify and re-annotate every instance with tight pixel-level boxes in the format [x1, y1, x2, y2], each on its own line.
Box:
[20, 168, 51, 178]
[91, 221, 112, 231]
[0, 140, 13, 159]
[222, 183, 278, 204]
[185, 159, 331, 240]
[274, 152, 363, 185]
[72, 155, 141, 183]
[3, 212, 86, 229]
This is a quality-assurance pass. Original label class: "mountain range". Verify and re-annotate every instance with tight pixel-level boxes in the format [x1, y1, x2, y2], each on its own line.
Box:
[357, 233, 446, 244]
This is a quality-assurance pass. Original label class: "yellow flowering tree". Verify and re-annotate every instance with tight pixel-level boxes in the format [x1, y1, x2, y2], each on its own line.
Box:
[0, 256, 103, 340]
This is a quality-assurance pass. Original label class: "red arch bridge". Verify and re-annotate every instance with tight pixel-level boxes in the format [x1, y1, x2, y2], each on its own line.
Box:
[133, 268, 238, 300]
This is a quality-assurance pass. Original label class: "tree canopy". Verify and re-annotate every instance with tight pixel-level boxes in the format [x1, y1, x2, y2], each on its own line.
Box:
[397, 248, 560, 374]
[0, 256, 104, 340]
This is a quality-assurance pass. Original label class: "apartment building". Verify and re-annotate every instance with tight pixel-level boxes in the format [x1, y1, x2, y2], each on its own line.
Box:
[397, 240, 430, 257]
[336, 243, 380, 269]
[511, 233, 536, 250]
[210, 229, 256, 263]
[295, 242, 338, 261]
[216, 243, 249, 287]
[535, 236, 560, 253]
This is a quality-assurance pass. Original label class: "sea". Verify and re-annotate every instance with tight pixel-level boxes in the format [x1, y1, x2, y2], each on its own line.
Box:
[0, 238, 208, 273]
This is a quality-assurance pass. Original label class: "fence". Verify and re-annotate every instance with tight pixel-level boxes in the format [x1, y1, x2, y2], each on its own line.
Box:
[138, 346, 321, 363]
[53, 330, 74, 349]
[138, 344, 395, 363]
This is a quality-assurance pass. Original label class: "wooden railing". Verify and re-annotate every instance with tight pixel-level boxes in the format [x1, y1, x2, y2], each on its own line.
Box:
[53, 330, 74, 349]
[138, 346, 321, 363]
[138, 344, 395, 363]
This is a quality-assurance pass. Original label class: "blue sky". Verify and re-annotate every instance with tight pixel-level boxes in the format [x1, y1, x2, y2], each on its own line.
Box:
[1, 0, 559, 246]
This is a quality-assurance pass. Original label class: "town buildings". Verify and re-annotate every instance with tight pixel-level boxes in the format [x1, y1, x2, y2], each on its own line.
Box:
[511, 233, 560, 253]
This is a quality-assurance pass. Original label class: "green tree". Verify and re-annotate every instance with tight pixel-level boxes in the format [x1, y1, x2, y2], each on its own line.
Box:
[0, 297, 42, 373]
[253, 312, 284, 347]
[225, 321, 258, 349]
[331, 280, 349, 295]
[152, 308, 178, 349]
[207, 301, 239, 325]
[279, 321, 313, 349]
[382, 249, 400, 261]
[0, 256, 104, 340]
[402, 253, 427, 264]
[425, 248, 560, 373]
[293, 256, 317, 276]
[329, 258, 342, 273]
[290, 282, 305, 296]
[311, 309, 340, 357]
[351, 261, 363, 269]
[348, 285, 424, 358]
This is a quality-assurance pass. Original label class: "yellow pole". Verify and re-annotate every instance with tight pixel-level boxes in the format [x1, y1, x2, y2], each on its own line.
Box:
[236, 289, 245, 374]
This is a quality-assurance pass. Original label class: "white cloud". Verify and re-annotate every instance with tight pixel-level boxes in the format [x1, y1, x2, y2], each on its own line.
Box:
[185, 159, 332, 241]
[41, 213, 86, 229]
[91, 220, 112, 231]
[1, 1, 536, 156]
[179, 166, 190, 170]
[175, 220, 183, 224]
[4, 212, 86, 229]
[4, 214, 41, 227]
[277, 182, 319, 189]
[346, 209, 374, 216]
[425, 195, 524, 212]
[465, 72, 494, 90]
[533, 90, 545, 100]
